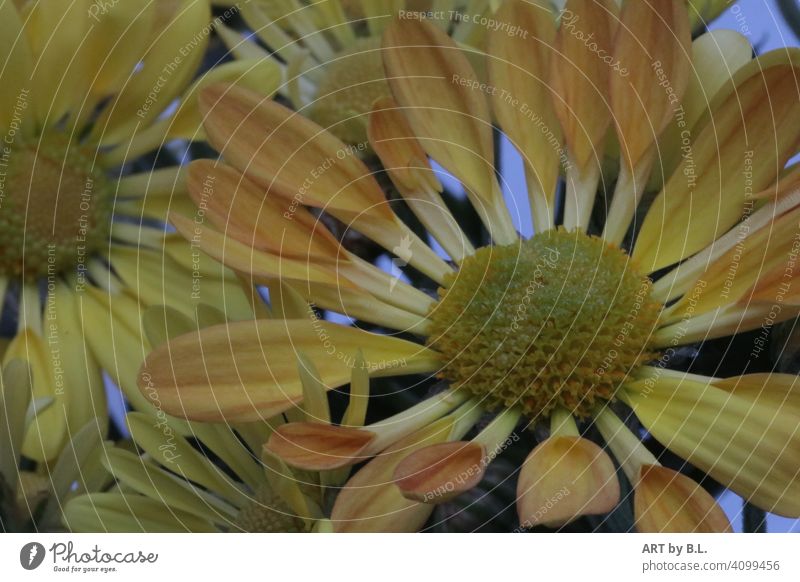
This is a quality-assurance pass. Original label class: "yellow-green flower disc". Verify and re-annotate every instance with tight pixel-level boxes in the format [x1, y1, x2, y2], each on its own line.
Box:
[427, 229, 662, 419]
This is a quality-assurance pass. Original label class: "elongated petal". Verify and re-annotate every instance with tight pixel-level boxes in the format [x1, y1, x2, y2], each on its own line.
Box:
[4, 329, 67, 462]
[487, 0, 561, 214]
[200, 84, 393, 223]
[93, 0, 211, 143]
[187, 160, 345, 263]
[64, 493, 216, 533]
[394, 441, 486, 503]
[661, 204, 800, 324]
[169, 212, 346, 288]
[0, 1, 33, 134]
[517, 436, 619, 528]
[140, 319, 440, 422]
[0, 361, 32, 480]
[635, 51, 800, 271]
[635, 464, 732, 532]
[623, 375, 800, 516]
[610, 0, 691, 168]
[382, 18, 496, 203]
[550, 0, 615, 169]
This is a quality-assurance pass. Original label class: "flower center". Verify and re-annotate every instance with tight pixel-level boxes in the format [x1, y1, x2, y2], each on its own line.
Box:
[310, 37, 392, 144]
[426, 229, 662, 420]
[233, 485, 305, 533]
[0, 136, 112, 280]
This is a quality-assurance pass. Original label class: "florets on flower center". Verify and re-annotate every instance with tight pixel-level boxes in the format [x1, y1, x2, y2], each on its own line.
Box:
[309, 37, 392, 144]
[234, 485, 305, 533]
[426, 229, 662, 420]
[0, 136, 111, 280]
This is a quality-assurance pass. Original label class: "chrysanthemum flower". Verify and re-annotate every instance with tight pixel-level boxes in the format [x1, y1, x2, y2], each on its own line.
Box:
[143, 0, 800, 532]
[214, 0, 494, 144]
[65, 304, 366, 532]
[1, 360, 109, 532]
[0, 0, 281, 462]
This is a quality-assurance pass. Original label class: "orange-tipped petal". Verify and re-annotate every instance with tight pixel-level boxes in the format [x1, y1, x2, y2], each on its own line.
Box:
[199, 84, 394, 224]
[635, 465, 732, 533]
[139, 319, 440, 422]
[169, 212, 345, 288]
[516, 436, 619, 528]
[266, 423, 376, 471]
[394, 441, 486, 504]
[331, 417, 456, 532]
[382, 18, 496, 203]
[550, 0, 615, 169]
[610, 0, 691, 167]
[187, 160, 344, 264]
[368, 97, 441, 194]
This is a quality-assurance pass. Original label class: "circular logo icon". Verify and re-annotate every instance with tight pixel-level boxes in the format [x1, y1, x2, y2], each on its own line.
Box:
[20, 542, 46, 570]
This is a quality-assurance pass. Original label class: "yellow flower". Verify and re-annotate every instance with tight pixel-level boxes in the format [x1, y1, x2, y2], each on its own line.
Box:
[64, 304, 366, 532]
[0, 0, 281, 462]
[144, 0, 800, 532]
[0, 360, 109, 532]
[215, 0, 491, 144]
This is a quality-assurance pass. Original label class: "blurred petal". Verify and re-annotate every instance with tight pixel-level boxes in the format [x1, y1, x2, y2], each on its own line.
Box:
[140, 319, 440, 422]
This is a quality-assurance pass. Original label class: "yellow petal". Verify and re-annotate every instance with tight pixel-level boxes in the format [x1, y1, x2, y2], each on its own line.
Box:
[80, 288, 156, 415]
[64, 493, 216, 533]
[107, 57, 283, 163]
[199, 85, 452, 281]
[103, 448, 237, 523]
[517, 436, 619, 528]
[110, 245, 254, 322]
[635, 464, 732, 532]
[661, 203, 800, 323]
[646, 29, 753, 192]
[139, 319, 440, 422]
[49, 284, 107, 438]
[92, 0, 211, 144]
[4, 329, 67, 462]
[634, 51, 800, 272]
[624, 375, 800, 517]
[80, 0, 158, 98]
[487, 0, 561, 231]
[126, 412, 245, 503]
[0, 360, 32, 479]
[0, 1, 33, 134]
[24, 0, 91, 123]
[168, 212, 346, 289]
[394, 441, 486, 504]
[382, 18, 516, 243]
